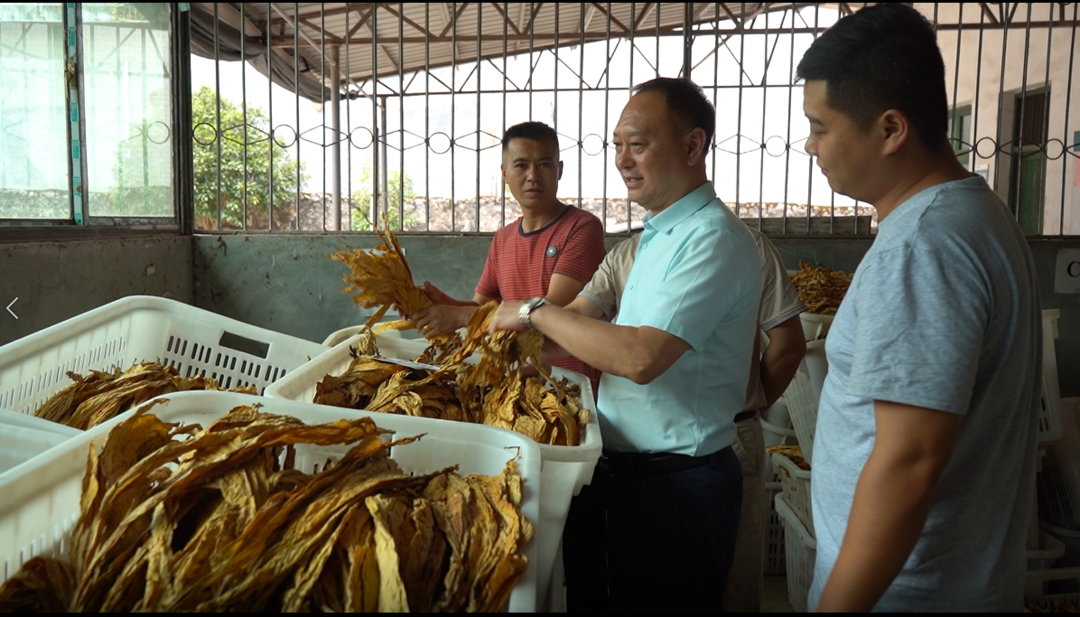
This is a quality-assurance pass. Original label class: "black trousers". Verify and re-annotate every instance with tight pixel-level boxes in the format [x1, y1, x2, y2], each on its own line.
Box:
[563, 446, 743, 612]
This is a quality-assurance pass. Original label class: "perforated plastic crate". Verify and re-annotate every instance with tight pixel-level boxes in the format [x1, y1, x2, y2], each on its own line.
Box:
[772, 451, 813, 538]
[0, 296, 328, 419]
[1040, 309, 1063, 445]
[0, 424, 71, 478]
[1026, 566, 1080, 610]
[0, 407, 80, 438]
[265, 332, 600, 609]
[323, 323, 408, 347]
[764, 480, 786, 576]
[799, 312, 833, 341]
[784, 368, 818, 464]
[775, 491, 816, 613]
[0, 391, 541, 611]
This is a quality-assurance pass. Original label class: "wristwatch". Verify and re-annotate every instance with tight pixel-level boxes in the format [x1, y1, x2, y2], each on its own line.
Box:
[518, 297, 550, 331]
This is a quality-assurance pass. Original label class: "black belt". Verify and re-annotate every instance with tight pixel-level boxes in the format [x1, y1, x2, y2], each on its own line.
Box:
[733, 410, 757, 423]
[598, 447, 730, 478]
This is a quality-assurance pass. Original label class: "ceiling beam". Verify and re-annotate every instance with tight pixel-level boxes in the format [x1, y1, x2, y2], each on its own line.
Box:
[490, 2, 522, 35]
[633, 3, 656, 31]
[365, 9, 400, 74]
[523, 3, 545, 33]
[590, 3, 630, 34]
[439, 2, 471, 38]
[583, 3, 598, 32]
[514, 2, 526, 51]
[978, 2, 999, 24]
[270, 15, 1080, 52]
[268, 2, 371, 28]
[346, 6, 375, 39]
[378, 3, 433, 37]
[299, 16, 343, 44]
[718, 2, 741, 27]
[269, 2, 349, 89]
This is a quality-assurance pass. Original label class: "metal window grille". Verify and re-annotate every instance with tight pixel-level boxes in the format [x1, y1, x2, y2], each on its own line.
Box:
[189, 2, 1080, 236]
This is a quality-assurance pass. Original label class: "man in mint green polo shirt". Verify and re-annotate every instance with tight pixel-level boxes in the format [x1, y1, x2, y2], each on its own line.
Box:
[489, 77, 761, 611]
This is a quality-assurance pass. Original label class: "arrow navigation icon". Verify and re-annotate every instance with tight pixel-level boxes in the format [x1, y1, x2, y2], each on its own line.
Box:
[6, 298, 17, 320]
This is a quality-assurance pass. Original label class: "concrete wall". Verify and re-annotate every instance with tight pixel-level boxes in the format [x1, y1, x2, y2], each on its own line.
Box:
[191, 234, 494, 345]
[192, 233, 1080, 396]
[0, 236, 193, 346]
[1, 233, 1072, 396]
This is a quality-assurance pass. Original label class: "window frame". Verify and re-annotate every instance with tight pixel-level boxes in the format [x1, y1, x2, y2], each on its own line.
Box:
[0, 3, 191, 241]
[948, 104, 973, 168]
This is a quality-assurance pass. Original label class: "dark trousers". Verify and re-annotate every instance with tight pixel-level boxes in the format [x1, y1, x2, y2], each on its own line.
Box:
[563, 447, 743, 612]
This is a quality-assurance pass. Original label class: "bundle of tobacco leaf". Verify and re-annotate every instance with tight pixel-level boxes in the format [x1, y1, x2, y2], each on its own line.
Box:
[332, 227, 432, 333]
[329, 230, 591, 446]
[789, 260, 853, 315]
[0, 402, 533, 612]
[767, 444, 811, 471]
[314, 305, 590, 447]
[32, 361, 256, 430]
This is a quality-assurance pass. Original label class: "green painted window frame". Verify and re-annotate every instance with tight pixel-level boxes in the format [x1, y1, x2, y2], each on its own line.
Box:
[949, 104, 972, 167]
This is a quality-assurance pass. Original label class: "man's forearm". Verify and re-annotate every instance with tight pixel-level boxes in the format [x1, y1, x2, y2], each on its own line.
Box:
[529, 304, 682, 384]
[815, 446, 942, 611]
[759, 319, 806, 409]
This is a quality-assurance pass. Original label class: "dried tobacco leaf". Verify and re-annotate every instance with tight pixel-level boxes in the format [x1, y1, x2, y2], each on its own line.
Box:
[0, 403, 534, 613]
[33, 361, 256, 430]
[790, 260, 853, 316]
[0, 557, 76, 613]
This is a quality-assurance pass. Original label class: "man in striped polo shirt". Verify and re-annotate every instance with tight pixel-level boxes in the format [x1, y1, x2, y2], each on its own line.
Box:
[405, 121, 606, 394]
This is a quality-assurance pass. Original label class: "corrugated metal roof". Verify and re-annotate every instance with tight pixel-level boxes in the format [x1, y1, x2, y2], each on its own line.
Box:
[236, 3, 835, 88]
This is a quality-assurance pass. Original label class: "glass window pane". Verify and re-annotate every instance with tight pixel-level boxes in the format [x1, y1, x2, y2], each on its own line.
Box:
[83, 3, 172, 217]
[0, 3, 69, 219]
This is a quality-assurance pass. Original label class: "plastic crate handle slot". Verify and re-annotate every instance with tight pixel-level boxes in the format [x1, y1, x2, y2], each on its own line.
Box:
[218, 331, 271, 359]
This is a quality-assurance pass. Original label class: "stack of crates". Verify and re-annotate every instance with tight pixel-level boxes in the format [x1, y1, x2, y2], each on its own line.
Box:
[765, 313, 830, 610]
[0, 390, 544, 611]
[268, 330, 603, 611]
[0, 295, 329, 478]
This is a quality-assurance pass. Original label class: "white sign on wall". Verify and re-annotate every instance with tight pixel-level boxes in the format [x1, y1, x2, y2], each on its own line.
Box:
[1055, 249, 1080, 294]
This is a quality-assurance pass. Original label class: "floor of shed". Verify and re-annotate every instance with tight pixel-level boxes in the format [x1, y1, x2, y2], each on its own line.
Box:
[762, 575, 796, 612]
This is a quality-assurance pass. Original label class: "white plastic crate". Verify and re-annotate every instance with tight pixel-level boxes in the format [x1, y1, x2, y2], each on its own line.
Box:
[1025, 566, 1080, 609]
[324, 323, 405, 347]
[775, 491, 816, 613]
[0, 424, 72, 477]
[264, 333, 601, 608]
[1029, 531, 1066, 570]
[0, 296, 328, 419]
[1040, 309, 1063, 445]
[764, 480, 786, 576]
[772, 451, 814, 538]
[784, 368, 818, 464]
[799, 312, 833, 342]
[0, 390, 541, 612]
[803, 339, 828, 406]
[761, 415, 797, 451]
[0, 407, 80, 438]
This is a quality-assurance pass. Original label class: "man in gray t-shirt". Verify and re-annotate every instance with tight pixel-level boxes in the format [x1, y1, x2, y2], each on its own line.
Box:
[809, 176, 1041, 611]
[796, 5, 1042, 612]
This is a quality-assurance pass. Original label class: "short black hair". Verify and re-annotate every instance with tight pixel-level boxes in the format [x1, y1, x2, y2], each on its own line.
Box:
[632, 77, 716, 145]
[502, 121, 560, 153]
[796, 4, 948, 148]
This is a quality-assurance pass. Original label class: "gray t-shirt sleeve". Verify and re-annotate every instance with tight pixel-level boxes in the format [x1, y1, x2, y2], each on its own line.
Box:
[847, 241, 991, 415]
